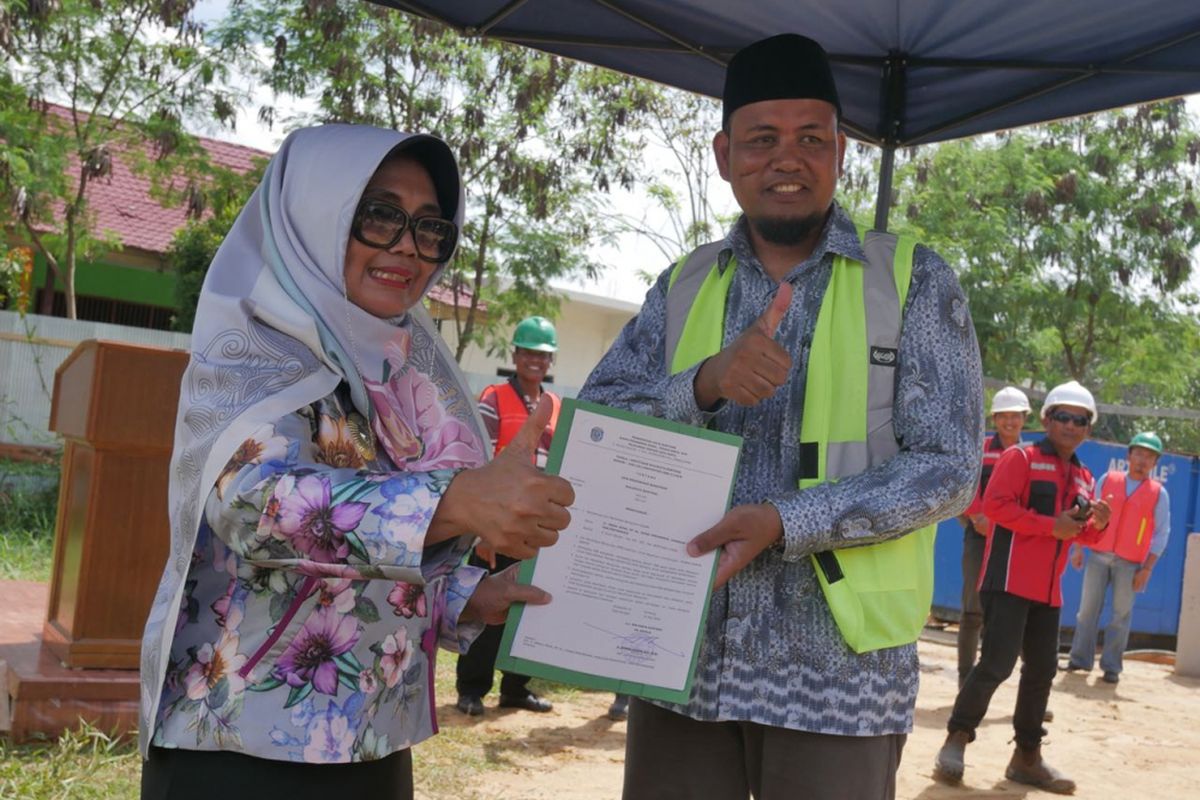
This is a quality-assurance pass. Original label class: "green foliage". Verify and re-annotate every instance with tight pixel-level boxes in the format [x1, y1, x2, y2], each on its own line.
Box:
[169, 161, 264, 332]
[0, 457, 59, 581]
[0, 0, 247, 319]
[901, 102, 1200, 376]
[0, 723, 139, 799]
[876, 102, 1200, 451]
[836, 140, 891, 229]
[0, 245, 31, 310]
[169, 218, 226, 333]
[214, 2, 656, 358]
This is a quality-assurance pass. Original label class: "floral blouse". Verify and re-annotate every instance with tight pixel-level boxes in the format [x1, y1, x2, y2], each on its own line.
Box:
[150, 387, 485, 763]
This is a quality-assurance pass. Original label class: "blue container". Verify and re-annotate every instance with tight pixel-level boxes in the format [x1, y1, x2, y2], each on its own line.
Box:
[932, 437, 1200, 641]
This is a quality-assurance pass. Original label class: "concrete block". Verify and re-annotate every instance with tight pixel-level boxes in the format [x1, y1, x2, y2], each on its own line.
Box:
[1176, 533, 1200, 677]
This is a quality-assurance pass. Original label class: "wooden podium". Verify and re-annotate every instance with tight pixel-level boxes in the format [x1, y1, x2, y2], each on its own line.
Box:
[43, 340, 189, 669]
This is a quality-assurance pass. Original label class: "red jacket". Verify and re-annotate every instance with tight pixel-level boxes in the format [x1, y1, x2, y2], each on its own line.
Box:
[979, 439, 1103, 606]
[963, 434, 1013, 532]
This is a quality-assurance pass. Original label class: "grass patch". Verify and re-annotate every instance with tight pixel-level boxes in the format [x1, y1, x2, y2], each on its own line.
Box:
[1, 658, 598, 799]
[0, 525, 55, 582]
[0, 457, 59, 581]
[0, 724, 141, 800]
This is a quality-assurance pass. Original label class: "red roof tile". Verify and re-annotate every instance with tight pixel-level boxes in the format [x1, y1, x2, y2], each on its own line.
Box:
[33, 105, 483, 311]
[37, 103, 271, 256]
[427, 281, 488, 312]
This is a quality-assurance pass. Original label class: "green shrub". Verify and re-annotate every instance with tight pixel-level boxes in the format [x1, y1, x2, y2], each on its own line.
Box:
[0, 457, 60, 581]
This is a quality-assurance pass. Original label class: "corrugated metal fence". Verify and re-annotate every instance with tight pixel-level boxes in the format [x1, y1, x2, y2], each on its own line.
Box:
[0, 310, 192, 447]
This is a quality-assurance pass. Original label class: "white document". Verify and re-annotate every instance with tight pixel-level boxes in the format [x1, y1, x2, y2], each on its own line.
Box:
[506, 404, 741, 695]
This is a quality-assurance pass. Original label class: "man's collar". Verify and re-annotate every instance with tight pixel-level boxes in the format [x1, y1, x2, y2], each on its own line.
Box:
[1037, 437, 1082, 466]
[824, 204, 868, 263]
[717, 203, 866, 276]
[507, 374, 539, 404]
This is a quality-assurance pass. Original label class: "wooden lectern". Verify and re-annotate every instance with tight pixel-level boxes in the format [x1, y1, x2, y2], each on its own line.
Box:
[44, 340, 189, 669]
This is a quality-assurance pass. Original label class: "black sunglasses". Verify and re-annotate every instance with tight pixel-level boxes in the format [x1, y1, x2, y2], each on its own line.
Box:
[1049, 410, 1090, 427]
[351, 199, 458, 263]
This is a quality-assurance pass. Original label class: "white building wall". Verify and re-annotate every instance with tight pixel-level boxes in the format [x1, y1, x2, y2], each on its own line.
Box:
[442, 287, 641, 398]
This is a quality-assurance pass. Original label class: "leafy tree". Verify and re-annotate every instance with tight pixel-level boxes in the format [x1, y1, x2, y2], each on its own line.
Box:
[0, 245, 31, 311]
[215, 2, 655, 359]
[0, 0, 245, 319]
[605, 90, 738, 281]
[836, 141, 893, 230]
[169, 159, 265, 333]
[893, 101, 1200, 451]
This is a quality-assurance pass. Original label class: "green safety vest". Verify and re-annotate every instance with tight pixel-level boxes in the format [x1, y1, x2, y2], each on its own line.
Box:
[664, 232, 936, 654]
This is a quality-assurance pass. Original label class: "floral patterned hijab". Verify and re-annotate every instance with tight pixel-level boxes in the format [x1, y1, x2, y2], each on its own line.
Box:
[139, 125, 487, 754]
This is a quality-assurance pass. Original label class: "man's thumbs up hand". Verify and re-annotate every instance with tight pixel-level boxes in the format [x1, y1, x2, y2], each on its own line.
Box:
[694, 282, 794, 409]
[755, 281, 793, 338]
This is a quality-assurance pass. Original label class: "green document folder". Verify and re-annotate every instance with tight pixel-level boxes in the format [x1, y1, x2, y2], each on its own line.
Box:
[495, 398, 742, 704]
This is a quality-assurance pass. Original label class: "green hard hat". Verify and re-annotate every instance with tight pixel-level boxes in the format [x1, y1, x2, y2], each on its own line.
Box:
[512, 316, 558, 352]
[1128, 431, 1163, 455]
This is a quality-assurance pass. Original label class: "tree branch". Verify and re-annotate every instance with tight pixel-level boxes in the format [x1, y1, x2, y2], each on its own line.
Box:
[20, 220, 63, 287]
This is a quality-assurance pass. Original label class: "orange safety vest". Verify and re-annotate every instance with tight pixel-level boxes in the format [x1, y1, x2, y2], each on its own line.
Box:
[1090, 470, 1161, 564]
[493, 382, 560, 463]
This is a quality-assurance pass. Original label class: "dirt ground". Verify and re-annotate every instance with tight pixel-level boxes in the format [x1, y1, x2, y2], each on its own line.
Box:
[428, 635, 1200, 799]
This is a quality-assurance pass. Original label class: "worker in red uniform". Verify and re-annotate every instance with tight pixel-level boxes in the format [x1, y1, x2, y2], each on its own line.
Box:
[935, 380, 1112, 794]
[956, 386, 1031, 686]
[455, 316, 560, 716]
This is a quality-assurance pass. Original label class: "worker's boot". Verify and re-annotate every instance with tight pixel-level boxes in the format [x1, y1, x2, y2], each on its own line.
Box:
[1005, 743, 1075, 794]
[932, 730, 971, 784]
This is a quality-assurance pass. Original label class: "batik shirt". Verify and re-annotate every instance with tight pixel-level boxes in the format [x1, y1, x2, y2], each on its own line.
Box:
[151, 386, 484, 762]
[579, 205, 983, 736]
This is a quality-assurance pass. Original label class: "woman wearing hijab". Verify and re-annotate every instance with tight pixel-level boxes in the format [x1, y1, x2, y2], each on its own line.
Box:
[138, 125, 573, 799]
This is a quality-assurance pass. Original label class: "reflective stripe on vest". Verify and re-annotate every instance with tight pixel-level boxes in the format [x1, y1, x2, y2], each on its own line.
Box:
[1092, 471, 1160, 564]
[664, 231, 936, 653]
[980, 436, 1007, 493]
[494, 383, 561, 463]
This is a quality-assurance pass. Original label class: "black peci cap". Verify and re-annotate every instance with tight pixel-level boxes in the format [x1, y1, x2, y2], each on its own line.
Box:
[722, 34, 841, 127]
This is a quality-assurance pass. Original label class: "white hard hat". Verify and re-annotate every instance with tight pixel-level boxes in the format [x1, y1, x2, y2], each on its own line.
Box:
[1042, 380, 1098, 424]
[991, 386, 1032, 415]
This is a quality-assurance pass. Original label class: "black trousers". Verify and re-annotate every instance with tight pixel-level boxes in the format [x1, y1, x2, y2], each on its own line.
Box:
[949, 591, 1059, 750]
[455, 550, 532, 698]
[141, 746, 412, 800]
[623, 699, 905, 800]
[957, 526, 987, 684]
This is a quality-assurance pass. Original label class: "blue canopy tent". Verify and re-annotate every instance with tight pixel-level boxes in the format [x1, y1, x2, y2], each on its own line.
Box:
[368, 1, 1200, 642]
[371, 0, 1200, 229]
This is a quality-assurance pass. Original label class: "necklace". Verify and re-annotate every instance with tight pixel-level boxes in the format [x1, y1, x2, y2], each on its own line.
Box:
[340, 282, 377, 463]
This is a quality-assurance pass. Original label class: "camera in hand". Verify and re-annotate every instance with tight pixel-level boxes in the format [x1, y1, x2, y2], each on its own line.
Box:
[1071, 495, 1092, 520]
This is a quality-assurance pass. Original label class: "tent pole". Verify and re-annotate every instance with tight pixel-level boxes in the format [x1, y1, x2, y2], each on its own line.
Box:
[874, 145, 895, 232]
[872, 51, 906, 232]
